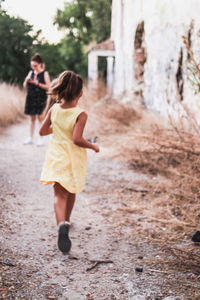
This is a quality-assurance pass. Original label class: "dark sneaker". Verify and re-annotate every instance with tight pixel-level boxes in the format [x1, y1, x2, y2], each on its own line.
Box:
[192, 231, 200, 243]
[58, 223, 71, 253]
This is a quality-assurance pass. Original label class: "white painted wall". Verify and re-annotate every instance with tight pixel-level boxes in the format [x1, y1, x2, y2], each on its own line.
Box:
[112, 0, 200, 112]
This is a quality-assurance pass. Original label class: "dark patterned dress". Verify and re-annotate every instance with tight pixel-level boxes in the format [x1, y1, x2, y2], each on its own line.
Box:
[24, 70, 48, 115]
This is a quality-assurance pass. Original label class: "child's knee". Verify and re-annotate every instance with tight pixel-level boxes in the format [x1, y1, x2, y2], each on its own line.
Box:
[30, 115, 36, 122]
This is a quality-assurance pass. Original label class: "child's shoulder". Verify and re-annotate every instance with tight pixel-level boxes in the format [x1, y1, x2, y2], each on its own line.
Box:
[75, 106, 85, 113]
[52, 104, 84, 114]
[50, 103, 59, 116]
[52, 103, 59, 110]
[74, 107, 86, 117]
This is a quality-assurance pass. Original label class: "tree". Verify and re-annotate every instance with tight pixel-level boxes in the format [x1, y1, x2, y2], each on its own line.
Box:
[0, 0, 112, 83]
[55, 0, 112, 43]
[0, 10, 37, 84]
[85, 0, 112, 43]
[54, 0, 112, 77]
[58, 36, 88, 77]
[0, 10, 65, 83]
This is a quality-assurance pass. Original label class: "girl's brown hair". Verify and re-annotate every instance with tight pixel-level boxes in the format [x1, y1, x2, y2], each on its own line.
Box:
[51, 70, 83, 102]
[31, 53, 43, 64]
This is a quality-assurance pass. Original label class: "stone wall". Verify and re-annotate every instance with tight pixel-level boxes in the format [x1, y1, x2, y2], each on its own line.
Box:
[112, 0, 200, 113]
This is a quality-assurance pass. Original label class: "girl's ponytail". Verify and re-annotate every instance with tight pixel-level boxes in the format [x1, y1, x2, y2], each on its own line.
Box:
[51, 71, 83, 102]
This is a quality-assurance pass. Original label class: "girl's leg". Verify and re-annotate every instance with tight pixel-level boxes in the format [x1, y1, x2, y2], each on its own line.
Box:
[53, 182, 68, 225]
[53, 183, 76, 224]
[53, 182, 73, 253]
[30, 115, 36, 138]
[24, 115, 36, 144]
[65, 193, 76, 222]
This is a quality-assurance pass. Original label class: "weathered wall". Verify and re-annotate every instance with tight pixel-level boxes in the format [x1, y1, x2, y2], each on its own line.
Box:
[112, 0, 200, 112]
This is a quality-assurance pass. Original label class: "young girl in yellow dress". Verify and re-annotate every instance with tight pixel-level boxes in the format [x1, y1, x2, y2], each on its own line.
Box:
[39, 70, 99, 254]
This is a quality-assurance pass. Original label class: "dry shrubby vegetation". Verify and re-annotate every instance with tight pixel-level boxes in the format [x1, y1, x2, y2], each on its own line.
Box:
[1, 84, 200, 297]
[2, 82, 200, 243]
[0, 83, 25, 128]
[83, 89, 200, 241]
[82, 92, 200, 291]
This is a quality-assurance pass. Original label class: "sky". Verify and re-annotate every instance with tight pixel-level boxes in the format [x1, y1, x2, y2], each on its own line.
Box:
[2, 0, 68, 43]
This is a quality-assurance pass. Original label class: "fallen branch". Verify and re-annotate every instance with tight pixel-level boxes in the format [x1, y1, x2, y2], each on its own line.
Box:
[147, 268, 170, 274]
[0, 260, 16, 267]
[139, 216, 196, 227]
[86, 260, 113, 272]
[166, 245, 200, 261]
[122, 187, 149, 193]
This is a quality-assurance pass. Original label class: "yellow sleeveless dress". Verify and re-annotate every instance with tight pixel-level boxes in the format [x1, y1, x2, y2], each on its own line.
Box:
[40, 103, 87, 193]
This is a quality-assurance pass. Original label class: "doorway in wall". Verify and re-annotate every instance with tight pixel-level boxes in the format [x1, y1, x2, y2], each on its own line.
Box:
[98, 56, 107, 82]
[96, 56, 107, 98]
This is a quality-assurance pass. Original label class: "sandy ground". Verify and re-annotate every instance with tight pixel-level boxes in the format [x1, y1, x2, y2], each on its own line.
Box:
[0, 120, 199, 300]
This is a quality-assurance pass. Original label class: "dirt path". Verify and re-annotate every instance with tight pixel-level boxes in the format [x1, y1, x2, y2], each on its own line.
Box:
[0, 121, 198, 300]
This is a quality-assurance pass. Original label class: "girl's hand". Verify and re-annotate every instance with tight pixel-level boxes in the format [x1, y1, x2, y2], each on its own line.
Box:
[23, 71, 32, 89]
[92, 144, 100, 153]
[29, 79, 39, 85]
[26, 76, 31, 81]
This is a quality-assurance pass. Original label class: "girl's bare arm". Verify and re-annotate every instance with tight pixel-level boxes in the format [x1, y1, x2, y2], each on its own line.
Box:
[73, 112, 99, 152]
[39, 108, 53, 136]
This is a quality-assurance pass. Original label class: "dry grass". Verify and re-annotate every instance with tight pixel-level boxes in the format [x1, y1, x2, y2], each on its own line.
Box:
[126, 109, 200, 239]
[0, 83, 26, 127]
[1, 81, 200, 293]
[81, 84, 144, 140]
[81, 88, 200, 281]
[1, 81, 199, 244]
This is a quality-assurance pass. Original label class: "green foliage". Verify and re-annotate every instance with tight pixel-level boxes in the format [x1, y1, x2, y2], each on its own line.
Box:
[0, 11, 65, 83]
[58, 36, 88, 78]
[85, 0, 112, 43]
[55, 1, 92, 44]
[0, 0, 112, 83]
[54, 0, 112, 77]
[55, 0, 111, 44]
[0, 11, 36, 84]
[33, 38, 88, 79]
[32, 37, 88, 79]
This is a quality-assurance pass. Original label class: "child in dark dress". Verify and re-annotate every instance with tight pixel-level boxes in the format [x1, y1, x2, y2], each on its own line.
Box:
[23, 53, 51, 146]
